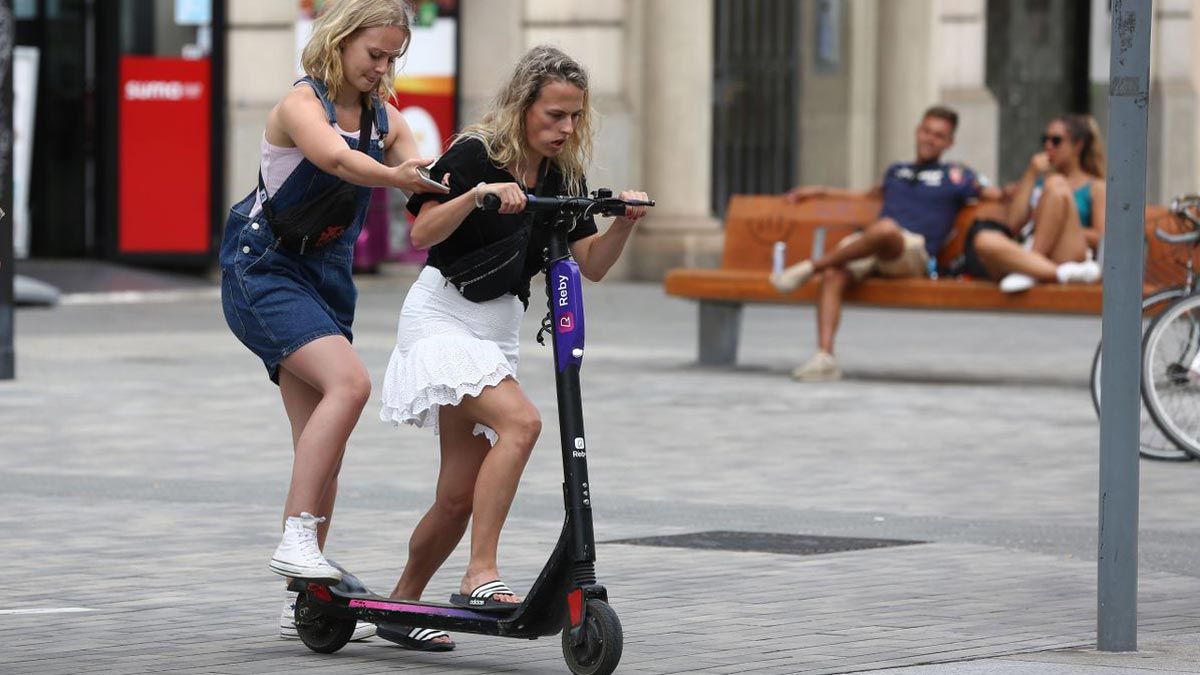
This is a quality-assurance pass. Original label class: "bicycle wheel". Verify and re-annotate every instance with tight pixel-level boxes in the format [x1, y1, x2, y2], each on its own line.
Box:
[1142, 292, 1200, 458]
[1091, 287, 1192, 461]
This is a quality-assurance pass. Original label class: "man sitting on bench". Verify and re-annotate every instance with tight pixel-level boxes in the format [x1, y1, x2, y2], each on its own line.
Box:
[770, 105, 1001, 381]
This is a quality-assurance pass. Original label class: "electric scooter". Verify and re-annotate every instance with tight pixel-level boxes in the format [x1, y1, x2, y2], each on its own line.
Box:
[289, 189, 654, 675]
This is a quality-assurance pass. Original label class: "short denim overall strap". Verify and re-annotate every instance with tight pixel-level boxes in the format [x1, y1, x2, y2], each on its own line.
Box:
[255, 77, 390, 252]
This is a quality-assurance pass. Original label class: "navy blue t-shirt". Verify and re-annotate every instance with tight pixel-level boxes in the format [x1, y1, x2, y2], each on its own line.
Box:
[878, 161, 981, 257]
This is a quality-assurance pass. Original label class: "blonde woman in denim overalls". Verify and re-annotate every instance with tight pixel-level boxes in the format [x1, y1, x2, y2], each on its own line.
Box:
[218, 0, 446, 641]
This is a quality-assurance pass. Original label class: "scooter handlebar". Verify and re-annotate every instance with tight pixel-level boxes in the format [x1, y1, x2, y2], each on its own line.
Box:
[479, 191, 655, 218]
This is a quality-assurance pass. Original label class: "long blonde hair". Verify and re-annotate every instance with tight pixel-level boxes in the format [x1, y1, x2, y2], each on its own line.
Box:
[300, 0, 411, 105]
[1059, 113, 1106, 179]
[457, 45, 594, 196]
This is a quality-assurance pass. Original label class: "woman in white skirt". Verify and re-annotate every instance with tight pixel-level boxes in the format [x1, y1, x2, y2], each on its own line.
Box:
[376, 45, 647, 651]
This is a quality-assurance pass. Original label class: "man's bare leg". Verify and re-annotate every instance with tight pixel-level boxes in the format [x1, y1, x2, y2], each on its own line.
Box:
[773, 218, 905, 292]
[814, 219, 905, 272]
[816, 267, 852, 354]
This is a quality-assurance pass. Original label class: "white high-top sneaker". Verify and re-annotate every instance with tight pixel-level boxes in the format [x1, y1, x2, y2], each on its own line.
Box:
[268, 512, 341, 582]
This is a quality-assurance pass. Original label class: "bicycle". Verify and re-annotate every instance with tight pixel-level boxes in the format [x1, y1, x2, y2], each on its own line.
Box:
[1090, 194, 1200, 460]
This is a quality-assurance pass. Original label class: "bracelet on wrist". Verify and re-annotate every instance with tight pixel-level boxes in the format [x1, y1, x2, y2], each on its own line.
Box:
[473, 182, 487, 209]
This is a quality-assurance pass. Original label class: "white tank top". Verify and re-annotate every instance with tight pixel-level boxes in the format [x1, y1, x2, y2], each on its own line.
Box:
[249, 122, 383, 219]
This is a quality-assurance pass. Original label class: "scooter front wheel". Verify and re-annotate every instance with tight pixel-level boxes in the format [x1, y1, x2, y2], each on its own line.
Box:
[294, 591, 356, 654]
[562, 599, 623, 675]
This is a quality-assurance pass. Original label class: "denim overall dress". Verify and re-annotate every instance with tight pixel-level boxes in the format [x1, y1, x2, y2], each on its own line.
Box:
[219, 77, 389, 384]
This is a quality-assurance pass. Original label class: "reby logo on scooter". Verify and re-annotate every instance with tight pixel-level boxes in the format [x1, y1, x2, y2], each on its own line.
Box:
[556, 274, 574, 333]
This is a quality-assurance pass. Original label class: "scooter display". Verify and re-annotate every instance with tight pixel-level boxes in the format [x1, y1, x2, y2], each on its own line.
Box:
[289, 189, 654, 675]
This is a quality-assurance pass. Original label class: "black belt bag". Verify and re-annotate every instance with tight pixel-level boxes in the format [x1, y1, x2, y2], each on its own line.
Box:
[440, 160, 549, 304]
[263, 103, 373, 255]
[441, 225, 531, 303]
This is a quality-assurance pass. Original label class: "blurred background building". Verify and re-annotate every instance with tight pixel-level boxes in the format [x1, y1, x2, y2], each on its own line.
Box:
[12, 0, 1200, 280]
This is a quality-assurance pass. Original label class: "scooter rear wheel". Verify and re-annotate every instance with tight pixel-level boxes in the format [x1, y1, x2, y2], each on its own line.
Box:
[294, 591, 356, 654]
[562, 599, 623, 675]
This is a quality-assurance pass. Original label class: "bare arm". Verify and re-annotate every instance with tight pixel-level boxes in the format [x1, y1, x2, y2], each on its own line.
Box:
[979, 185, 1005, 202]
[409, 182, 528, 250]
[569, 191, 650, 282]
[785, 184, 881, 203]
[1006, 153, 1050, 232]
[271, 87, 441, 194]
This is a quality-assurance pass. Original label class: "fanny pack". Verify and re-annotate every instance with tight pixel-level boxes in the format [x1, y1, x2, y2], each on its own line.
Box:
[261, 102, 372, 255]
[440, 160, 549, 304]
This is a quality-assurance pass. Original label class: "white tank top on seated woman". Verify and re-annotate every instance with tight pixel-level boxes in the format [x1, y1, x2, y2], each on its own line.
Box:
[249, 122, 382, 219]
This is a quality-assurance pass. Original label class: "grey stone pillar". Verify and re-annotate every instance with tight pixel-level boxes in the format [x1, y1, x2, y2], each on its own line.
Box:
[634, 0, 721, 280]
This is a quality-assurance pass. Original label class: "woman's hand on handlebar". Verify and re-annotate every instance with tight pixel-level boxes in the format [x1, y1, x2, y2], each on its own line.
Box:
[617, 190, 650, 222]
[395, 157, 450, 194]
[476, 182, 527, 214]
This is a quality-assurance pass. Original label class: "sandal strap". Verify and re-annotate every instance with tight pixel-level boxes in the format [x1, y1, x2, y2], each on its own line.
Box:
[408, 627, 449, 641]
[470, 579, 514, 599]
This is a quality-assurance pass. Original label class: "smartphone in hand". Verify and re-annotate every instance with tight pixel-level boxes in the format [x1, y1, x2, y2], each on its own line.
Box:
[415, 163, 451, 194]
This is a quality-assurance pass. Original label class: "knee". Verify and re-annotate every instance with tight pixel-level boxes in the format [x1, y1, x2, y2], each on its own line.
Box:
[501, 407, 542, 453]
[1042, 174, 1070, 197]
[332, 368, 372, 410]
[869, 219, 905, 252]
[872, 218, 904, 240]
[973, 230, 1004, 255]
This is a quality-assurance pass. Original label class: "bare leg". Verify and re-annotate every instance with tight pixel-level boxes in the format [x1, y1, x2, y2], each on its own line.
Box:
[814, 218, 906, 271]
[816, 266, 852, 354]
[279, 369, 343, 548]
[452, 379, 541, 599]
[390, 377, 539, 607]
[1030, 176, 1088, 263]
[973, 230, 1059, 281]
[276, 336, 371, 522]
[390, 410, 490, 601]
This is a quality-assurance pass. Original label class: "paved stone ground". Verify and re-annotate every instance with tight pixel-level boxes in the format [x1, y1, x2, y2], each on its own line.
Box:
[4, 265, 1200, 673]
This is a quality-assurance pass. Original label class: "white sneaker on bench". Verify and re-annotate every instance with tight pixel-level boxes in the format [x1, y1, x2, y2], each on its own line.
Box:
[999, 273, 1036, 294]
[1057, 260, 1101, 284]
[770, 260, 815, 293]
[792, 350, 841, 381]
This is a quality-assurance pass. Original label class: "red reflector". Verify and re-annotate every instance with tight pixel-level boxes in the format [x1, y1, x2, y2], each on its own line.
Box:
[308, 583, 333, 602]
[567, 589, 583, 626]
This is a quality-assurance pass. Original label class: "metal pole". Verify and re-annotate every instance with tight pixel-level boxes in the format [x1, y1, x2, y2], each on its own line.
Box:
[1098, 0, 1152, 652]
[0, 0, 14, 381]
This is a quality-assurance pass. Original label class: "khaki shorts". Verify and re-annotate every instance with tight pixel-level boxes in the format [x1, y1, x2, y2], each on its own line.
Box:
[837, 229, 929, 282]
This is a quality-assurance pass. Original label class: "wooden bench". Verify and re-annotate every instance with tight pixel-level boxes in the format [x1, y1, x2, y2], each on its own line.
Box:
[663, 194, 1183, 365]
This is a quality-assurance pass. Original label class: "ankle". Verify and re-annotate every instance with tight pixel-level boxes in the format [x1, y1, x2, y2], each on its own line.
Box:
[462, 567, 499, 587]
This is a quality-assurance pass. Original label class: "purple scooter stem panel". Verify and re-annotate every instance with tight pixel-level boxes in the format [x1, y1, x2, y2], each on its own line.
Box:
[348, 598, 494, 620]
[550, 258, 585, 372]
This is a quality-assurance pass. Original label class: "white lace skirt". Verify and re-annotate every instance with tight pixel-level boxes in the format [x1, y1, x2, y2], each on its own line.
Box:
[379, 265, 521, 444]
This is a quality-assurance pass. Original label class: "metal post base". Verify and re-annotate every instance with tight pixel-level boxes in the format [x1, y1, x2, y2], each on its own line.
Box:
[698, 301, 742, 366]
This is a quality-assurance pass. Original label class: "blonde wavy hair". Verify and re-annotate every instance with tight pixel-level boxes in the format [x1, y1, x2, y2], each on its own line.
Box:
[300, 0, 412, 105]
[1058, 113, 1106, 179]
[457, 45, 594, 196]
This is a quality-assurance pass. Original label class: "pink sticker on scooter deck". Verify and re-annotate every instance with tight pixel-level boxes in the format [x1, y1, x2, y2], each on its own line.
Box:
[348, 598, 488, 619]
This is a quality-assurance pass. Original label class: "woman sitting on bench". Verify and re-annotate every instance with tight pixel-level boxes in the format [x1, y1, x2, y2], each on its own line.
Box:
[964, 113, 1106, 293]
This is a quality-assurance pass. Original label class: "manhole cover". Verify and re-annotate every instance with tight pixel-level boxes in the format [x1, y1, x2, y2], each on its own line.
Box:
[603, 530, 923, 556]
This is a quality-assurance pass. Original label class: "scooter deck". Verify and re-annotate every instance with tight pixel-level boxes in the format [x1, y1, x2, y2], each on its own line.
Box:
[291, 565, 520, 623]
[293, 529, 574, 639]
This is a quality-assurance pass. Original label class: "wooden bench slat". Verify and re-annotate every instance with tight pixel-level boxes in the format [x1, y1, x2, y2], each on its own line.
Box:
[664, 193, 1191, 364]
[665, 268, 1105, 314]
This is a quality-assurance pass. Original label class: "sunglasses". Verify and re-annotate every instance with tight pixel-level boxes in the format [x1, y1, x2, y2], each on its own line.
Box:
[1041, 134, 1066, 147]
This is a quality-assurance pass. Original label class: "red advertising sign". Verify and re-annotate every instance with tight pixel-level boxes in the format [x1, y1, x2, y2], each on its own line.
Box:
[118, 56, 211, 254]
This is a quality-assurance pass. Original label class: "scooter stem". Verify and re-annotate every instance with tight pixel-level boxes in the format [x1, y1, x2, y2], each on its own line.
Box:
[545, 227, 596, 564]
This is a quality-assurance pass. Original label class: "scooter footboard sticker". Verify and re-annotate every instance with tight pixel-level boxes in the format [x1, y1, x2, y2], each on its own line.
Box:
[348, 598, 490, 619]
